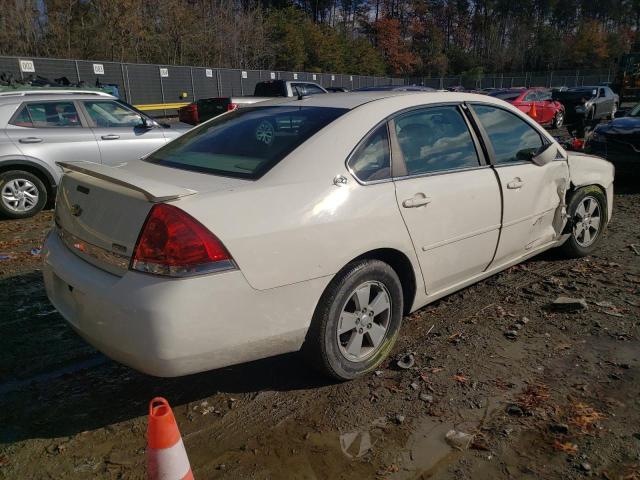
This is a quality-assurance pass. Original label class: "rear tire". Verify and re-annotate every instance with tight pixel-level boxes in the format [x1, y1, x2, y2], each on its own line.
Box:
[0, 170, 47, 219]
[303, 259, 404, 380]
[560, 186, 607, 258]
[553, 111, 564, 129]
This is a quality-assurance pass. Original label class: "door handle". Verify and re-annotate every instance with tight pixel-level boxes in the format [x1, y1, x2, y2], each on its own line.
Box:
[402, 193, 431, 208]
[19, 137, 43, 144]
[101, 134, 120, 140]
[507, 178, 524, 189]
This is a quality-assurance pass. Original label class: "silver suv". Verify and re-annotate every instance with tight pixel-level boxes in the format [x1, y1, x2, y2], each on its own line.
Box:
[0, 90, 191, 218]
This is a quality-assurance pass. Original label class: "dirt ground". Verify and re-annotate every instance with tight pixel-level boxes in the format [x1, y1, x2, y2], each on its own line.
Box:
[0, 165, 639, 479]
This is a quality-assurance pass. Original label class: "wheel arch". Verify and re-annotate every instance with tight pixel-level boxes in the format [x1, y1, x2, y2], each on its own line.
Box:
[350, 247, 418, 315]
[0, 159, 58, 204]
[563, 182, 609, 234]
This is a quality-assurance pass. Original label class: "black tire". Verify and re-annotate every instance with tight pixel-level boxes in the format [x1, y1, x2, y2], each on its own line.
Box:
[560, 186, 607, 258]
[303, 259, 404, 380]
[553, 111, 564, 129]
[0, 170, 48, 219]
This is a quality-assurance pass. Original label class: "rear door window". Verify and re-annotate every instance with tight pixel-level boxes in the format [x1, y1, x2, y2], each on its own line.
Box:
[348, 124, 391, 182]
[472, 105, 543, 164]
[393, 106, 480, 175]
[146, 106, 347, 179]
[11, 102, 81, 128]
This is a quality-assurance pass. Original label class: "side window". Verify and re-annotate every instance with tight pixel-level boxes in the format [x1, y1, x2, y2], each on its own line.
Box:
[538, 90, 552, 101]
[11, 102, 81, 128]
[393, 105, 480, 175]
[10, 106, 33, 127]
[348, 124, 391, 182]
[598, 88, 606, 97]
[84, 101, 144, 128]
[472, 105, 543, 164]
[303, 84, 325, 95]
[291, 83, 305, 96]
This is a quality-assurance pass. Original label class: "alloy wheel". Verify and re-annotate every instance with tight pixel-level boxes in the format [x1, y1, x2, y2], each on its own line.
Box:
[1, 179, 39, 213]
[336, 281, 392, 362]
[573, 195, 601, 247]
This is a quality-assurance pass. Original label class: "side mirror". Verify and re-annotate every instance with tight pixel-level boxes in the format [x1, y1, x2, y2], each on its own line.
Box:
[141, 117, 155, 129]
[531, 143, 557, 166]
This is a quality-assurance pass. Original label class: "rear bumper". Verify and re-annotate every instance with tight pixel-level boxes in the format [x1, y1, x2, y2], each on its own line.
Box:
[42, 230, 329, 376]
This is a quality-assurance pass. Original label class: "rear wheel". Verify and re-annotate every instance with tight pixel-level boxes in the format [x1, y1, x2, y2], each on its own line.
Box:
[560, 186, 607, 258]
[304, 259, 404, 380]
[553, 111, 564, 129]
[0, 170, 47, 219]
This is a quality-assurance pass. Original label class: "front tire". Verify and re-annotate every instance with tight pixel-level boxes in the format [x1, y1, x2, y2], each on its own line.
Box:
[0, 170, 48, 219]
[303, 259, 404, 380]
[561, 186, 607, 258]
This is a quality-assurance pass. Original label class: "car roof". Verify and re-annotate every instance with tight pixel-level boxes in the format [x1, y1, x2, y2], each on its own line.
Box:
[0, 90, 115, 104]
[256, 91, 514, 110]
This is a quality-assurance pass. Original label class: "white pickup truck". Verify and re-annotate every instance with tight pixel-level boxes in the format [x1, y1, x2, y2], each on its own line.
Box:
[178, 79, 329, 124]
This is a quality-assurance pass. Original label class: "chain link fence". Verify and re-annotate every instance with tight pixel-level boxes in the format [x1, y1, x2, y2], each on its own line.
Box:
[406, 69, 613, 90]
[0, 56, 402, 113]
[0, 56, 614, 114]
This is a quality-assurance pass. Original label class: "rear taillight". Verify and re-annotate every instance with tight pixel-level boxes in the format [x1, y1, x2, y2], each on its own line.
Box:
[130, 204, 235, 277]
[227, 102, 238, 111]
[178, 103, 199, 125]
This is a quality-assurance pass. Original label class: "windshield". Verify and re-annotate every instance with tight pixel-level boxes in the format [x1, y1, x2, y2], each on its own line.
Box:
[629, 103, 640, 117]
[146, 106, 347, 179]
[489, 91, 522, 101]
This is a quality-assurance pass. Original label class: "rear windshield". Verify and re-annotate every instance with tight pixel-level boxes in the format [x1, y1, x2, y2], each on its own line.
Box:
[568, 87, 597, 96]
[489, 91, 522, 101]
[254, 82, 285, 97]
[146, 106, 347, 179]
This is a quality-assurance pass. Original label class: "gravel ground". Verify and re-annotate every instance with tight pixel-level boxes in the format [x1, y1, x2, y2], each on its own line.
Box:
[0, 166, 638, 479]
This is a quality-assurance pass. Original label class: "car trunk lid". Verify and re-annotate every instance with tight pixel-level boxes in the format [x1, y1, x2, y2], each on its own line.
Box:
[54, 160, 247, 276]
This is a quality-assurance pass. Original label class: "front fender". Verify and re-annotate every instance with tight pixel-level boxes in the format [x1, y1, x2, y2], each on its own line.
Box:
[567, 152, 614, 221]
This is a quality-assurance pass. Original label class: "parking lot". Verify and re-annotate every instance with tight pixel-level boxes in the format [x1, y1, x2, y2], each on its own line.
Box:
[0, 134, 638, 479]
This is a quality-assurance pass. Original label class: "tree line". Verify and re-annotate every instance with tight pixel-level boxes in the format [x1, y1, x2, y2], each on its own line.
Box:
[1, 0, 638, 77]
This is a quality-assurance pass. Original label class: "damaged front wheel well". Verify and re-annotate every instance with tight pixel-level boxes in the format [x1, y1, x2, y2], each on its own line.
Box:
[562, 184, 608, 234]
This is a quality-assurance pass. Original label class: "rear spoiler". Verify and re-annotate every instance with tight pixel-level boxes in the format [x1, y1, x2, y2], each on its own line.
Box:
[57, 161, 197, 202]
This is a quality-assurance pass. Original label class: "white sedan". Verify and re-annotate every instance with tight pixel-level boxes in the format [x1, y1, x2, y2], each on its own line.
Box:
[42, 92, 614, 380]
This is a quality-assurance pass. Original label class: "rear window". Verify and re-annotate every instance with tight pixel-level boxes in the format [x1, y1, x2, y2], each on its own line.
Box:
[146, 106, 347, 179]
[254, 82, 285, 97]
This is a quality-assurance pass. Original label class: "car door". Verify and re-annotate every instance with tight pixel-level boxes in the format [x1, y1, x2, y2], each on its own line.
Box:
[391, 105, 502, 294]
[536, 90, 554, 124]
[80, 100, 167, 165]
[5, 100, 101, 166]
[469, 104, 570, 268]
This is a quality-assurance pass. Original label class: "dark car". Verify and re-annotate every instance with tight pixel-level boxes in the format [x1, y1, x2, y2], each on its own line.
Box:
[585, 103, 640, 176]
[354, 85, 436, 92]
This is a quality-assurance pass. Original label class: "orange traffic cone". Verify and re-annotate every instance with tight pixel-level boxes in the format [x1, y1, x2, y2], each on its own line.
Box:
[529, 102, 538, 119]
[147, 397, 194, 480]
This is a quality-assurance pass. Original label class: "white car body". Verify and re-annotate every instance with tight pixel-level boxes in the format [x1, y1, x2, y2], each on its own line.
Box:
[42, 92, 614, 377]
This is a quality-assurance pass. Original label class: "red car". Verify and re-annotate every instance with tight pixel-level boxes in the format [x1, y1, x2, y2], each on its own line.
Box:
[489, 88, 565, 128]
